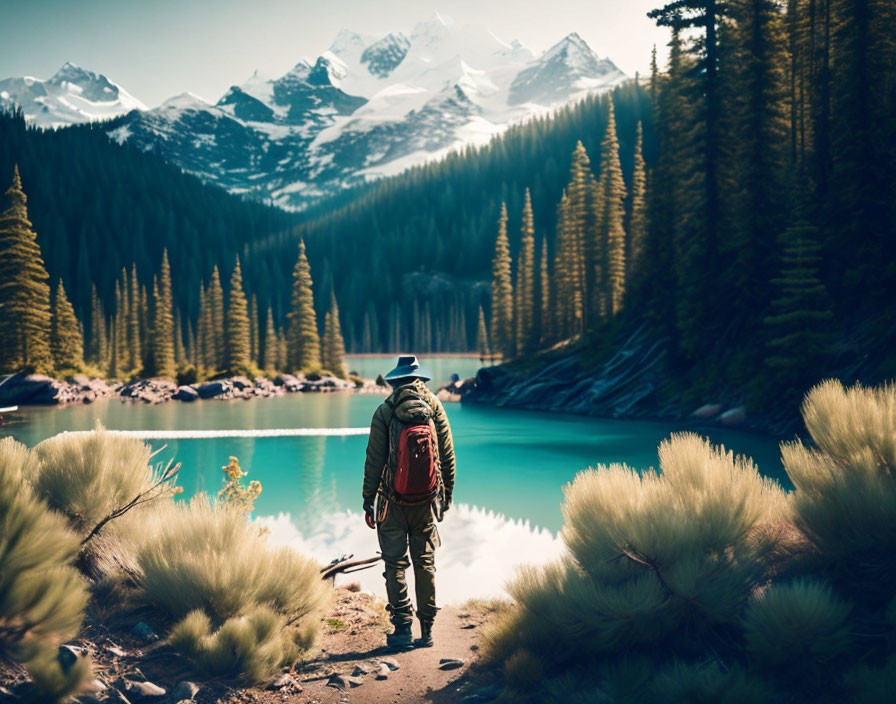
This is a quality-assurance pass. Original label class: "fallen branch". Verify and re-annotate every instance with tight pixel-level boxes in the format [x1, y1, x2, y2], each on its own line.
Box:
[320, 554, 382, 582]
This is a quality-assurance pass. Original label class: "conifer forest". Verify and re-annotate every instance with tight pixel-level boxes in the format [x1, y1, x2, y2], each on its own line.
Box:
[1, 0, 894, 410]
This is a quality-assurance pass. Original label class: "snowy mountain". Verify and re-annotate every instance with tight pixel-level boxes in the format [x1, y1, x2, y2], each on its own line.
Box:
[0, 62, 146, 127]
[2, 15, 627, 209]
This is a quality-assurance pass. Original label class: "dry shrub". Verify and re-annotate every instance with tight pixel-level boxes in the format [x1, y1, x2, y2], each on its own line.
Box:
[784, 380, 896, 603]
[169, 607, 299, 684]
[0, 437, 90, 702]
[744, 579, 852, 668]
[486, 434, 788, 671]
[134, 496, 330, 681]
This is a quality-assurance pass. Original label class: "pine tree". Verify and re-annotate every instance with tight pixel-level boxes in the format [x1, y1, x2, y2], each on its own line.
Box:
[597, 97, 628, 317]
[112, 277, 127, 378]
[127, 265, 142, 374]
[224, 258, 251, 374]
[628, 122, 648, 283]
[539, 236, 552, 346]
[764, 216, 833, 395]
[515, 189, 537, 354]
[276, 328, 288, 372]
[174, 308, 187, 367]
[88, 284, 107, 368]
[490, 203, 515, 358]
[197, 285, 213, 369]
[108, 318, 119, 379]
[207, 265, 225, 370]
[566, 141, 597, 325]
[286, 240, 321, 371]
[322, 293, 347, 378]
[476, 305, 491, 358]
[262, 307, 278, 371]
[151, 250, 176, 379]
[50, 279, 84, 371]
[0, 166, 53, 374]
[249, 294, 259, 366]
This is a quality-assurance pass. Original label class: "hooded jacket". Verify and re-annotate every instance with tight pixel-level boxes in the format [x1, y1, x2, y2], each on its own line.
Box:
[362, 379, 456, 506]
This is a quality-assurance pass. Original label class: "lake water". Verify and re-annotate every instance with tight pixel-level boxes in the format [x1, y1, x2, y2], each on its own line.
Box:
[3, 355, 788, 601]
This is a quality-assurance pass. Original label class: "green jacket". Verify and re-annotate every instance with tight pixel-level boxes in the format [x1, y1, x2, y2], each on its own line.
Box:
[362, 379, 456, 506]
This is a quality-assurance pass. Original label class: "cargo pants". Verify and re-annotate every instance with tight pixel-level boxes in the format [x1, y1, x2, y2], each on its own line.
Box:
[377, 501, 441, 626]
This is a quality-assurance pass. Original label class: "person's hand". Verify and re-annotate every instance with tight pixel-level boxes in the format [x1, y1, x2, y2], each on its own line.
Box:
[363, 500, 375, 529]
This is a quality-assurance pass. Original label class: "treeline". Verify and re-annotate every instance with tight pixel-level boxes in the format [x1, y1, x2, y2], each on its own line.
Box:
[483, 99, 644, 359]
[249, 81, 654, 354]
[0, 168, 347, 380]
[483, 0, 895, 408]
[0, 109, 296, 342]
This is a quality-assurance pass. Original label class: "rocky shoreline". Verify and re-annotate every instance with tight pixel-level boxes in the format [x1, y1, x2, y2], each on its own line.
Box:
[0, 371, 386, 408]
[459, 324, 800, 437]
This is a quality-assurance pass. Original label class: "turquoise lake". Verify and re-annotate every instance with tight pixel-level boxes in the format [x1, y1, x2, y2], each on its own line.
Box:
[2, 355, 789, 600]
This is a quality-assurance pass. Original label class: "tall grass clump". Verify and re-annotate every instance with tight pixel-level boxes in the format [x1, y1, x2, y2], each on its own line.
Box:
[484, 382, 896, 701]
[135, 497, 329, 683]
[0, 438, 91, 702]
[784, 380, 896, 604]
[29, 426, 179, 577]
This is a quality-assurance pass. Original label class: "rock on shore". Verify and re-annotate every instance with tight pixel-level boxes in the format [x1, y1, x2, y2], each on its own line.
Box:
[1, 371, 383, 407]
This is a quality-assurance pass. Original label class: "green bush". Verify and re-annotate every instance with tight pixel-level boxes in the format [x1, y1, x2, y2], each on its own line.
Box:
[134, 496, 330, 681]
[0, 437, 91, 702]
[648, 661, 770, 704]
[744, 579, 852, 669]
[483, 381, 896, 700]
[486, 434, 788, 671]
[784, 380, 896, 604]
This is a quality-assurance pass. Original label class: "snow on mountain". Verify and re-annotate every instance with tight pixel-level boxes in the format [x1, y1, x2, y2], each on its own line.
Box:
[1, 16, 628, 209]
[0, 62, 145, 127]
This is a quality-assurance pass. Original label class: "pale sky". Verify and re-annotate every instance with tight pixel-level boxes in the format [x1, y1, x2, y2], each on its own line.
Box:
[0, 0, 670, 107]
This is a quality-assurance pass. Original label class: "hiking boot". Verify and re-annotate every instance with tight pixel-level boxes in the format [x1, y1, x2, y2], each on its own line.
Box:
[386, 623, 413, 651]
[414, 620, 434, 648]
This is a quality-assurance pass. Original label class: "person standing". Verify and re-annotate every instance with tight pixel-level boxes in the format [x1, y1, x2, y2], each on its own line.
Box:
[362, 355, 456, 650]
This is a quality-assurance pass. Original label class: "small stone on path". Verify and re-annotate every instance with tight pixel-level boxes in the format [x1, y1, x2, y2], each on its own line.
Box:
[171, 680, 200, 699]
[379, 657, 400, 671]
[375, 663, 391, 680]
[124, 679, 166, 698]
[439, 658, 465, 670]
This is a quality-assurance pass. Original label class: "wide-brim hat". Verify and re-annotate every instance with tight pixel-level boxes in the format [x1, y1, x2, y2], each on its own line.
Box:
[384, 355, 431, 382]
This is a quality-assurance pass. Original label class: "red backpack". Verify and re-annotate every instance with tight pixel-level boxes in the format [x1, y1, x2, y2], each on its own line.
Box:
[385, 388, 441, 504]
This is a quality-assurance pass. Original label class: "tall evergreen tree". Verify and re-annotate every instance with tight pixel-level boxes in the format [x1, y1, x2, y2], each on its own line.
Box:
[515, 189, 537, 354]
[207, 265, 225, 370]
[286, 239, 321, 371]
[127, 264, 142, 374]
[476, 305, 491, 358]
[50, 279, 84, 371]
[197, 285, 213, 369]
[88, 283, 107, 368]
[596, 97, 628, 316]
[627, 122, 648, 283]
[262, 306, 278, 371]
[566, 142, 597, 324]
[764, 216, 833, 396]
[0, 166, 52, 374]
[322, 293, 347, 378]
[151, 250, 176, 379]
[539, 236, 552, 345]
[224, 258, 251, 374]
[490, 203, 515, 359]
[249, 294, 259, 366]
[173, 308, 187, 367]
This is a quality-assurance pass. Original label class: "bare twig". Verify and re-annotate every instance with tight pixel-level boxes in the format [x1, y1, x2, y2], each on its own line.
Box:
[320, 555, 383, 581]
[80, 461, 182, 546]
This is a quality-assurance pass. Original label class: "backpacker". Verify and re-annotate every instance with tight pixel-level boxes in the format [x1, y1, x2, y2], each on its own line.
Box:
[383, 387, 441, 505]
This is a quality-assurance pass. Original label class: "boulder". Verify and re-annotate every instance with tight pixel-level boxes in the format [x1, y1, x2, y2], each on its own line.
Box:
[229, 375, 253, 390]
[692, 403, 723, 420]
[0, 373, 63, 405]
[173, 385, 199, 402]
[273, 373, 300, 388]
[196, 380, 232, 399]
[720, 406, 747, 426]
[123, 679, 166, 698]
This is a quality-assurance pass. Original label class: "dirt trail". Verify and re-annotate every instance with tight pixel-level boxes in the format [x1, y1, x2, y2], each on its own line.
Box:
[288, 589, 496, 704]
